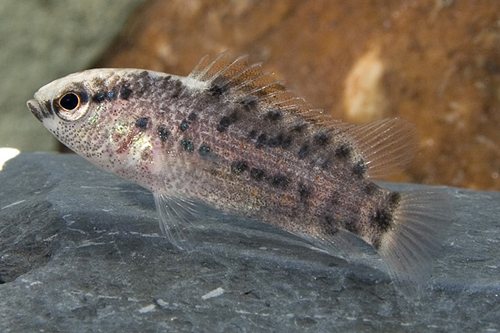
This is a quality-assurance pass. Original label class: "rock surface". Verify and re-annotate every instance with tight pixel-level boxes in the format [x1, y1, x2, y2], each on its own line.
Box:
[1, 152, 499, 332]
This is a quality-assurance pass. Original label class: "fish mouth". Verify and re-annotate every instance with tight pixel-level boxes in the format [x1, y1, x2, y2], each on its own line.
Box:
[27, 99, 47, 122]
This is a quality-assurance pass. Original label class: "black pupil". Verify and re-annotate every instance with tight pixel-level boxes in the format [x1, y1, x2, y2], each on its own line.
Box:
[60, 93, 79, 110]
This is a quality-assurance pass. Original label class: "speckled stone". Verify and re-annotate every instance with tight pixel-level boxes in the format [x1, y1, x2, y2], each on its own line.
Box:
[0, 152, 499, 332]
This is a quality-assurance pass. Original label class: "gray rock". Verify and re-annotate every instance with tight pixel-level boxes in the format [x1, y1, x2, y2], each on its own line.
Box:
[0, 0, 144, 151]
[0, 152, 499, 332]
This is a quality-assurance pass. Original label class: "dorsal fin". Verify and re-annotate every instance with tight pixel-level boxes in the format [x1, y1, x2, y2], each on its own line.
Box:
[345, 118, 419, 179]
[189, 54, 417, 178]
[188, 53, 348, 130]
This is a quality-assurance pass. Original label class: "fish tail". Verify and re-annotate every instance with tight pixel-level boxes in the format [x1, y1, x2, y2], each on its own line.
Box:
[377, 190, 452, 298]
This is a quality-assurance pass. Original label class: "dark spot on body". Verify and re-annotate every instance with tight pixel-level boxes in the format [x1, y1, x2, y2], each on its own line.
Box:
[266, 109, 282, 121]
[158, 126, 169, 142]
[120, 86, 132, 100]
[79, 91, 89, 104]
[342, 218, 359, 234]
[181, 139, 194, 152]
[170, 80, 183, 99]
[291, 123, 307, 132]
[199, 145, 211, 156]
[267, 133, 283, 148]
[209, 78, 229, 96]
[216, 111, 238, 132]
[269, 174, 289, 189]
[335, 143, 351, 158]
[217, 117, 230, 132]
[314, 132, 330, 146]
[250, 168, 266, 180]
[256, 134, 267, 148]
[135, 117, 149, 129]
[372, 208, 393, 232]
[93, 91, 107, 103]
[297, 145, 309, 159]
[370, 193, 400, 246]
[389, 192, 401, 206]
[239, 96, 258, 111]
[298, 183, 312, 201]
[180, 119, 189, 131]
[364, 183, 379, 196]
[322, 214, 338, 235]
[188, 112, 197, 121]
[353, 160, 367, 176]
[281, 135, 292, 149]
[231, 161, 248, 174]
[248, 129, 258, 140]
[107, 90, 118, 100]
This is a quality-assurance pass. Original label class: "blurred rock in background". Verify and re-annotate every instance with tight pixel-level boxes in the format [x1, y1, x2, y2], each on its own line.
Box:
[1, 0, 144, 151]
[8, 0, 500, 190]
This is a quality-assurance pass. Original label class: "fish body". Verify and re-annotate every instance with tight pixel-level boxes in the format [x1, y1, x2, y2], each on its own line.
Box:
[28, 54, 450, 297]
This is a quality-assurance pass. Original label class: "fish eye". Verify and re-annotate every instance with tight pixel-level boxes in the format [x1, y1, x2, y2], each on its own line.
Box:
[59, 93, 80, 111]
[54, 91, 89, 121]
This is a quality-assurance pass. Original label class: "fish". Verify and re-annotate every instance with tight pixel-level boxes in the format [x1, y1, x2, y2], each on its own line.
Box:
[27, 53, 450, 298]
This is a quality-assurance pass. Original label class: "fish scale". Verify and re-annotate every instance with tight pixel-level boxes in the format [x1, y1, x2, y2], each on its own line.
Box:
[27, 53, 450, 299]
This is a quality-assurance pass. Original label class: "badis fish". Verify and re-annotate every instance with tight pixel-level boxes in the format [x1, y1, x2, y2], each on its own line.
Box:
[27, 54, 450, 297]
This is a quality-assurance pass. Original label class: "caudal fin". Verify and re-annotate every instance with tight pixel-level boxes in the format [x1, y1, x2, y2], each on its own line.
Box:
[377, 190, 452, 298]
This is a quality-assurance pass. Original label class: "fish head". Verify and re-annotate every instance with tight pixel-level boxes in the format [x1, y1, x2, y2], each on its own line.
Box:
[27, 69, 153, 172]
[27, 70, 99, 133]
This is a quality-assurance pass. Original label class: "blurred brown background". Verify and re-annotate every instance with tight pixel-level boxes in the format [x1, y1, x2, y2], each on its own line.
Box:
[95, 0, 500, 190]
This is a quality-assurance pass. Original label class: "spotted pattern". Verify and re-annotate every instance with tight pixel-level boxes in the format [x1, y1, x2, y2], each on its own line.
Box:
[180, 119, 189, 131]
[107, 90, 118, 100]
[313, 132, 330, 146]
[335, 143, 351, 158]
[353, 161, 367, 176]
[239, 96, 258, 111]
[297, 145, 309, 159]
[250, 168, 266, 180]
[231, 161, 248, 174]
[135, 117, 149, 129]
[255, 134, 267, 148]
[298, 183, 312, 202]
[93, 91, 107, 103]
[157, 126, 169, 142]
[199, 145, 211, 156]
[217, 112, 238, 132]
[266, 109, 282, 121]
[269, 174, 289, 189]
[322, 214, 339, 235]
[181, 139, 194, 152]
[209, 78, 229, 96]
[119, 86, 132, 99]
